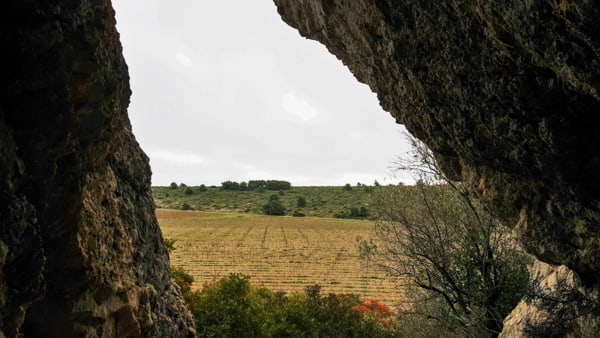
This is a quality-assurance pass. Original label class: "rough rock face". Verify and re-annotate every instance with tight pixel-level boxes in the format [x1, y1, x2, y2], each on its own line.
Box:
[274, 0, 600, 335]
[501, 260, 599, 337]
[0, 1, 194, 337]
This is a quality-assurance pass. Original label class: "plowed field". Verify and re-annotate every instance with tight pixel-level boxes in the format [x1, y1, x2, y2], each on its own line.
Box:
[157, 209, 401, 307]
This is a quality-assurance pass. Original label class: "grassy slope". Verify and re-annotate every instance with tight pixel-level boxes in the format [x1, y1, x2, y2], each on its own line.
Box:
[152, 185, 386, 218]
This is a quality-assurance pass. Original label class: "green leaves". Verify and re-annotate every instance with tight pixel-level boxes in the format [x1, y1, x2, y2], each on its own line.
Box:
[173, 273, 401, 337]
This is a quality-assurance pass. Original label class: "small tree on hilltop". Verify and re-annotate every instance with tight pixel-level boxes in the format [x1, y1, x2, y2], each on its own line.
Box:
[263, 194, 286, 216]
[169, 182, 178, 189]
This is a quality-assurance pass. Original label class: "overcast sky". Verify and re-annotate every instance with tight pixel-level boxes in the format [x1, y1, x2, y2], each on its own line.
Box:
[112, 0, 411, 187]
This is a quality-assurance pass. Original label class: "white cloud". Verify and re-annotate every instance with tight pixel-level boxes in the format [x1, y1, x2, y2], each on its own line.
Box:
[175, 52, 192, 67]
[281, 92, 319, 122]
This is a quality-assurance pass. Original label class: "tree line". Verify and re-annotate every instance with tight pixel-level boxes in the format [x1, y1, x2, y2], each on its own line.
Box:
[221, 180, 292, 191]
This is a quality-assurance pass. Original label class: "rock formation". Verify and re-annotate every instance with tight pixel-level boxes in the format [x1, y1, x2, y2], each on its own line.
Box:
[0, 1, 194, 337]
[274, 0, 600, 335]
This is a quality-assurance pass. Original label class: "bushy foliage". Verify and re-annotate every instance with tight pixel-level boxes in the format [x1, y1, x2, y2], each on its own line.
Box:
[172, 266, 195, 297]
[221, 180, 242, 191]
[296, 196, 307, 208]
[263, 195, 286, 216]
[250, 180, 292, 191]
[335, 206, 369, 219]
[184, 187, 194, 195]
[170, 182, 179, 189]
[172, 272, 400, 338]
[292, 210, 305, 217]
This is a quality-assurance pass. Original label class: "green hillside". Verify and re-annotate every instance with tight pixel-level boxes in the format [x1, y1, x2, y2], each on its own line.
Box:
[152, 184, 393, 219]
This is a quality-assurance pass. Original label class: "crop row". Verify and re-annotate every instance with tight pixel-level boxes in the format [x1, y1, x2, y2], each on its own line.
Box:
[158, 210, 401, 307]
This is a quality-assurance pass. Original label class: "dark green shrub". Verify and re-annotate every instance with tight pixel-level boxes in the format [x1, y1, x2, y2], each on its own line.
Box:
[194, 274, 266, 338]
[297, 196, 307, 208]
[263, 195, 286, 216]
[173, 272, 400, 338]
[292, 210, 305, 217]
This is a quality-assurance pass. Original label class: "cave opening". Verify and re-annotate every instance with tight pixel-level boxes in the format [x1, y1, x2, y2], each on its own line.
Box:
[112, 0, 411, 188]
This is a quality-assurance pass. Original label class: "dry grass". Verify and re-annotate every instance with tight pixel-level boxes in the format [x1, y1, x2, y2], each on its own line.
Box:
[157, 209, 401, 307]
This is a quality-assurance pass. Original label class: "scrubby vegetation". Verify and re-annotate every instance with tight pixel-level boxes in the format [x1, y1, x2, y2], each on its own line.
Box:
[153, 183, 379, 218]
[172, 270, 400, 338]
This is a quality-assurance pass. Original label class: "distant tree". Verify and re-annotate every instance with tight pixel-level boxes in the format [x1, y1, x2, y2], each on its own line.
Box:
[239, 181, 248, 191]
[263, 194, 286, 216]
[344, 183, 353, 191]
[249, 180, 292, 191]
[297, 196, 307, 208]
[247, 180, 266, 191]
[373, 180, 380, 187]
[359, 206, 369, 218]
[265, 180, 292, 191]
[221, 180, 241, 190]
[169, 182, 178, 189]
[179, 183, 187, 188]
[198, 184, 207, 192]
[335, 206, 369, 219]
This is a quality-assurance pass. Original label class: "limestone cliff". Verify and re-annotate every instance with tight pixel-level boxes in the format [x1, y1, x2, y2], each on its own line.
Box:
[0, 1, 194, 337]
[274, 0, 600, 335]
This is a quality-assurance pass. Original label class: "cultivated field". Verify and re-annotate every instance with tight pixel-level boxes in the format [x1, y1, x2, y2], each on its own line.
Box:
[157, 209, 402, 308]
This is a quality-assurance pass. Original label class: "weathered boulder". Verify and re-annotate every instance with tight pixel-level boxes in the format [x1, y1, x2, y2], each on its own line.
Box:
[274, 0, 600, 335]
[0, 1, 194, 337]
